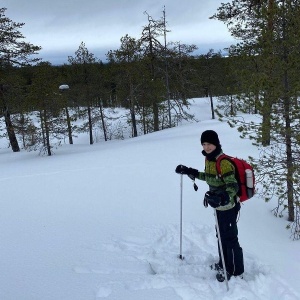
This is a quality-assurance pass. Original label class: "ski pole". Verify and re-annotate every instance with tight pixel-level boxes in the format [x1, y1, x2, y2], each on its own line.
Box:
[178, 174, 184, 260]
[214, 209, 229, 291]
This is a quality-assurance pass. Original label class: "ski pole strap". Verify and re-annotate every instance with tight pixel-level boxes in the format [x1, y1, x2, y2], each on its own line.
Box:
[193, 181, 198, 191]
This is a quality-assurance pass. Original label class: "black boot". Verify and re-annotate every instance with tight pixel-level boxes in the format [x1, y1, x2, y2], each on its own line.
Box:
[216, 271, 231, 282]
[216, 272, 244, 282]
[210, 262, 223, 273]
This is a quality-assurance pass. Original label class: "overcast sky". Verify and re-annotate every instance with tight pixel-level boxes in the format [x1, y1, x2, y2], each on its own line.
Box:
[2, 0, 235, 65]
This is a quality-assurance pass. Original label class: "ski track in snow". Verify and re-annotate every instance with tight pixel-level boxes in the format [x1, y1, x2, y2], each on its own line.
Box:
[73, 223, 299, 300]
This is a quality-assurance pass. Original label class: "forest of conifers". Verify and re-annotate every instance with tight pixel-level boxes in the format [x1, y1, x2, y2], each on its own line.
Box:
[1, 44, 234, 153]
[0, 6, 238, 154]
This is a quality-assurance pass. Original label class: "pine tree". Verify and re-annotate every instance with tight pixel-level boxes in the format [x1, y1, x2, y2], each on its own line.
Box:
[107, 35, 143, 137]
[29, 62, 65, 156]
[68, 42, 98, 145]
[212, 0, 300, 239]
[0, 7, 41, 152]
[139, 12, 165, 132]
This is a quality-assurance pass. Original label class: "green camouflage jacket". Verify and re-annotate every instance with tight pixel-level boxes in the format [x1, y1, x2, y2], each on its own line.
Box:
[197, 153, 239, 211]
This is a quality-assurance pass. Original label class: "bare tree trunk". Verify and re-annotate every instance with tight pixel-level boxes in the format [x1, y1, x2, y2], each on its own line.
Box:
[261, 0, 275, 147]
[99, 99, 107, 141]
[283, 89, 294, 222]
[4, 108, 20, 152]
[261, 94, 271, 146]
[142, 105, 146, 135]
[65, 107, 73, 144]
[163, 6, 172, 128]
[0, 86, 20, 152]
[87, 106, 93, 145]
[282, 5, 294, 222]
[209, 91, 215, 120]
[129, 83, 138, 137]
[43, 109, 51, 156]
[130, 108, 138, 137]
[39, 111, 46, 146]
[153, 102, 159, 132]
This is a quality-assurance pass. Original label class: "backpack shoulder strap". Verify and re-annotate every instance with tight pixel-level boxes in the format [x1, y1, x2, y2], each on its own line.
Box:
[215, 153, 233, 178]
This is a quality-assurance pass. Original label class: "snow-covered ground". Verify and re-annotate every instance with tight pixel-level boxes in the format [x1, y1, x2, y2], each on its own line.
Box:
[1, 98, 299, 300]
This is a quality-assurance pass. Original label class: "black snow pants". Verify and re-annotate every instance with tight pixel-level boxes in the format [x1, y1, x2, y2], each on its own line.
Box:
[216, 203, 244, 276]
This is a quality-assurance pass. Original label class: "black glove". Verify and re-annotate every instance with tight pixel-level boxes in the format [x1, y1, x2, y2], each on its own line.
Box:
[175, 165, 189, 175]
[203, 191, 230, 208]
[175, 165, 199, 180]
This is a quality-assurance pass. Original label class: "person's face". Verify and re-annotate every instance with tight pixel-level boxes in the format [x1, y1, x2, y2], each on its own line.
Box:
[202, 142, 216, 154]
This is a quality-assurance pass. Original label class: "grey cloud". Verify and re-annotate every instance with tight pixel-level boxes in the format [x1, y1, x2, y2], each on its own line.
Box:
[2, 0, 235, 64]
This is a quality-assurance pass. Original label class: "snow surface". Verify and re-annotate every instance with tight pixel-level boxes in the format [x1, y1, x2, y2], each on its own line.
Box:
[1, 98, 299, 300]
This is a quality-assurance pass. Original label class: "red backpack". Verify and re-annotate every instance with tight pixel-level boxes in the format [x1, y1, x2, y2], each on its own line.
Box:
[216, 154, 255, 202]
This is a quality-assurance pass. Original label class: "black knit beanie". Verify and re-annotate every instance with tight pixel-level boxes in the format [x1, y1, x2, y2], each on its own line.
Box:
[200, 130, 220, 146]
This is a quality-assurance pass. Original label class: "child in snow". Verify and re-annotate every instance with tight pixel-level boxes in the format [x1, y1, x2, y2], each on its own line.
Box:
[175, 129, 244, 282]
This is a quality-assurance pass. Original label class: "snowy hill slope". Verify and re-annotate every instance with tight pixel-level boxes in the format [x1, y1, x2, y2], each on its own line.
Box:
[0, 98, 299, 300]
